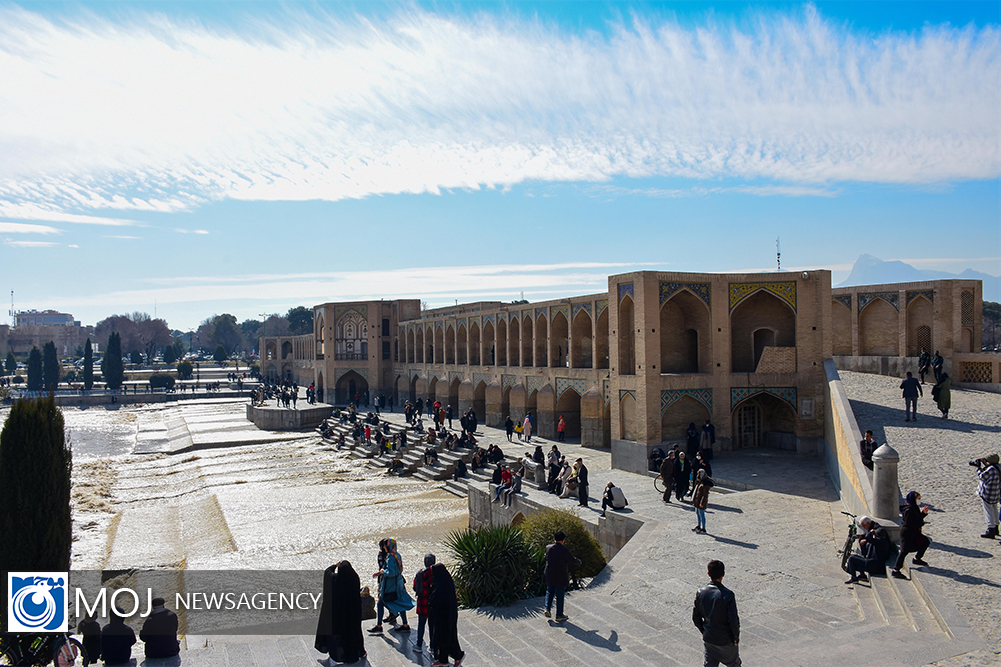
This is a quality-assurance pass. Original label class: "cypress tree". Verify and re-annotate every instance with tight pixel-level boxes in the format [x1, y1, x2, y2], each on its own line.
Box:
[102, 332, 124, 391]
[26, 346, 42, 391]
[0, 395, 73, 624]
[4, 351, 14, 375]
[42, 341, 59, 392]
[83, 338, 94, 390]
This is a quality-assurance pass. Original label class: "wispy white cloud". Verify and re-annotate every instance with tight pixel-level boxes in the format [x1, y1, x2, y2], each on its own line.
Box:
[0, 5, 995, 222]
[103, 235, 140, 240]
[173, 228, 209, 235]
[4, 238, 58, 247]
[0, 201, 137, 226]
[0, 221, 60, 234]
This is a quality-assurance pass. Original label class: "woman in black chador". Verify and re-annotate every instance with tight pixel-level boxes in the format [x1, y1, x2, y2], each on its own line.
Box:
[315, 561, 366, 664]
[428, 563, 465, 666]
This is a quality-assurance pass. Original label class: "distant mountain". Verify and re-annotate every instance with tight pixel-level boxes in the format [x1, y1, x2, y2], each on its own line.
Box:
[839, 254, 1000, 302]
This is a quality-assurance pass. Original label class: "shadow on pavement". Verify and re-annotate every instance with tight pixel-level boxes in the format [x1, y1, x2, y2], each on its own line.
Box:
[930, 541, 995, 559]
[710, 535, 758, 549]
[561, 623, 621, 652]
[848, 399, 1001, 438]
[923, 565, 1001, 588]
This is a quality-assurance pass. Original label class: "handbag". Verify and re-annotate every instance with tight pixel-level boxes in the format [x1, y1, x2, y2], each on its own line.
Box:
[382, 588, 399, 603]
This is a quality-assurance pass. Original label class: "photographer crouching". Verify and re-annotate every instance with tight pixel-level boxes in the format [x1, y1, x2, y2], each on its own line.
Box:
[971, 453, 1000, 539]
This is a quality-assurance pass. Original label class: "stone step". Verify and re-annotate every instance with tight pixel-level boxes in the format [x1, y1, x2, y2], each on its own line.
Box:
[886, 568, 947, 635]
[869, 573, 911, 629]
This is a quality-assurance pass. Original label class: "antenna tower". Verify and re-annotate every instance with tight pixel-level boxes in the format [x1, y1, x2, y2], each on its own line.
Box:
[776, 237, 781, 271]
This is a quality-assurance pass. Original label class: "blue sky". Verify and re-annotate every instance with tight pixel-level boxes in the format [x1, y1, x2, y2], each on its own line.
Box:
[1, 1, 998, 331]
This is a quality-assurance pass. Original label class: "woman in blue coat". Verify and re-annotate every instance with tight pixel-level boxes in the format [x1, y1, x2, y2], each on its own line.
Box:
[368, 538, 415, 634]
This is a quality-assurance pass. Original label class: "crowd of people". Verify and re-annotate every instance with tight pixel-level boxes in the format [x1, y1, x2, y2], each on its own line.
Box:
[252, 377, 300, 408]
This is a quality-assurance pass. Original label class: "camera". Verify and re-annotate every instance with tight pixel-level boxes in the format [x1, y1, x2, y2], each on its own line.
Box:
[969, 459, 983, 467]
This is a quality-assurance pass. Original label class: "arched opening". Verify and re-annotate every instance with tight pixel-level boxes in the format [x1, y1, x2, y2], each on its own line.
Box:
[483, 321, 495, 365]
[496, 319, 507, 366]
[282, 341, 293, 359]
[906, 296, 933, 357]
[335, 311, 368, 360]
[571, 310, 593, 369]
[449, 377, 461, 411]
[963, 327, 974, 352]
[469, 322, 481, 366]
[507, 317, 519, 367]
[394, 374, 404, 406]
[457, 325, 468, 365]
[618, 296, 635, 375]
[859, 299, 899, 356]
[434, 326, 444, 364]
[732, 393, 797, 449]
[265, 341, 277, 361]
[730, 291, 795, 372]
[409, 375, 418, 403]
[535, 314, 548, 367]
[521, 317, 533, 366]
[315, 314, 325, 358]
[501, 386, 511, 420]
[752, 328, 776, 370]
[660, 291, 710, 373]
[661, 396, 710, 442]
[550, 312, 569, 368]
[407, 329, 415, 363]
[428, 377, 439, 407]
[415, 328, 425, 363]
[619, 392, 638, 440]
[316, 372, 325, 403]
[473, 381, 487, 417]
[526, 389, 538, 420]
[595, 308, 609, 369]
[832, 301, 852, 355]
[336, 370, 369, 405]
[556, 388, 582, 439]
[281, 362, 292, 379]
[511, 512, 526, 526]
[445, 326, 455, 364]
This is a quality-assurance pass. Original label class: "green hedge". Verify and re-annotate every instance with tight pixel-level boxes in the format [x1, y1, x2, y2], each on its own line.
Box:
[148, 374, 176, 390]
[519, 508, 606, 589]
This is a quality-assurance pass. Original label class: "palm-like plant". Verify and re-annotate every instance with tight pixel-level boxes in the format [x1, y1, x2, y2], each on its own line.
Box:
[444, 524, 536, 608]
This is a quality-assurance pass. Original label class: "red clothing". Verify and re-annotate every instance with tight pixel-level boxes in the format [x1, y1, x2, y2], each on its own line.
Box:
[414, 567, 433, 617]
[501, 469, 513, 485]
[557, 419, 566, 432]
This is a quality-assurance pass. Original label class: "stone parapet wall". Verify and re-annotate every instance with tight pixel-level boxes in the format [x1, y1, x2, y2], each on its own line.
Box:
[246, 403, 332, 430]
[822, 359, 873, 520]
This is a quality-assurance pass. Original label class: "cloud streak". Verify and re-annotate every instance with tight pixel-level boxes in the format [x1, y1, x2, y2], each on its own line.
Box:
[0, 5, 997, 223]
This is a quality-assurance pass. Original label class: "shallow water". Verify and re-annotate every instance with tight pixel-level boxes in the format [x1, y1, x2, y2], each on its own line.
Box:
[56, 401, 468, 575]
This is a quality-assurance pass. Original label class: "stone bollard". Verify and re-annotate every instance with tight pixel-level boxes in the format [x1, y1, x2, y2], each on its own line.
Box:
[872, 443, 901, 538]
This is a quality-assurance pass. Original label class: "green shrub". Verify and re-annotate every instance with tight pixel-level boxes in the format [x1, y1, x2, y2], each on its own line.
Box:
[445, 524, 536, 608]
[177, 360, 193, 380]
[520, 508, 606, 588]
[249, 364, 260, 375]
[148, 374, 175, 391]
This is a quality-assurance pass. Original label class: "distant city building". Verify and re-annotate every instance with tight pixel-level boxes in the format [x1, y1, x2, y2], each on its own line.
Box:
[14, 309, 80, 327]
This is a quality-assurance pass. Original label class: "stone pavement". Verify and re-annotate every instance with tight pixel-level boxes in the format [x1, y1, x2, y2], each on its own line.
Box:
[840, 371, 1001, 654]
[172, 399, 989, 667]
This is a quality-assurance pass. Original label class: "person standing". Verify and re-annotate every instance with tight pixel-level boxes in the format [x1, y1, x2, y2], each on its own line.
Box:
[446, 405, 453, 429]
[691, 469, 713, 534]
[428, 563, 464, 666]
[523, 414, 533, 443]
[891, 492, 930, 579]
[918, 348, 930, 384]
[974, 454, 1000, 539]
[547, 445, 562, 492]
[411, 554, 436, 655]
[660, 450, 676, 503]
[139, 598, 180, 659]
[700, 420, 716, 460]
[900, 371, 922, 422]
[686, 422, 700, 461]
[932, 372, 951, 419]
[931, 351, 944, 383]
[576, 457, 589, 508]
[505, 415, 514, 442]
[369, 539, 415, 634]
[674, 451, 693, 502]
[557, 415, 566, 442]
[693, 560, 741, 667]
[314, 561, 365, 664]
[544, 530, 581, 623]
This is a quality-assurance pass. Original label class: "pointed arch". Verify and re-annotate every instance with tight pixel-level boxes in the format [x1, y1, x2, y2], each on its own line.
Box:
[555, 387, 582, 439]
[906, 296, 933, 357]
[832, 300, 852, 356]
[618, 295, 635, 375]
[434, 325, 444, 364]
[595, 307, 609, 369]
[571, 310, 593, 369]
[469, 321, 481, 365]
[457, 324, 468, 365]
[521, 316, 533, 366]
[550, 311, 568, 368]
[859, 299, 898, 356]
[482, 320, 495, 365]
[445, 325, 456, 364]
[535, 313, 548, 367]
[730, 290, 796, 372]
[416, 327, 425, 363]
[660, 290, 710, 373]
[496, 318, 507, 366]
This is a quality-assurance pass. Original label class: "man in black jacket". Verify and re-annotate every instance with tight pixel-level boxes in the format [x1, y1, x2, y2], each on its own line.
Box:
[576, 458, 589, 508]
[693, 560, 740, 667]
[139, 597, 180, 659]
[544, 531, 581, 623]
[844, 516, 891, 584]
